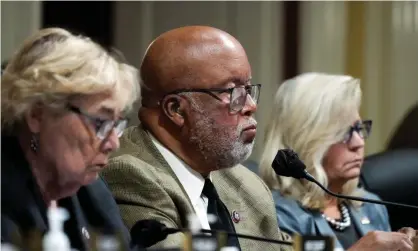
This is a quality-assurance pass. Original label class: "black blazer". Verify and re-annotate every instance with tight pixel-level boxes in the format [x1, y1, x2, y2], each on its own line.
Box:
[1, 134, 143, 250]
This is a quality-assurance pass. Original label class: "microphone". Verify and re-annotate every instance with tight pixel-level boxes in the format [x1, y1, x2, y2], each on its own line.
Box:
[130, 219, 293, 248]
[272, 149, 418, 210]
[130, 220, 180, 248]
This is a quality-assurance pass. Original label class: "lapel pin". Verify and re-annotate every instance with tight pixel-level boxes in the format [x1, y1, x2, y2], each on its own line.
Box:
[231, 210, 241, 223]
[81, 226, 90, 239]
[361, 217, 370, 225]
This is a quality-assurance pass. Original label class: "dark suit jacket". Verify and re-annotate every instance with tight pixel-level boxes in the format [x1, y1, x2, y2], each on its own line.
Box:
[101, 125, 293, 251]
[272, 190, 391, 250]
[1, 134, 141, 251]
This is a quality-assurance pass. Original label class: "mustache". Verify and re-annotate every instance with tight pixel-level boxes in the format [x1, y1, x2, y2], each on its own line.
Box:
[239, 117, 257, 130]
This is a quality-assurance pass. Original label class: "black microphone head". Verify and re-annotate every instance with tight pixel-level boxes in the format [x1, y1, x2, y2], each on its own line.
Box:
[272, 149, 311, 180]
[130, 220, 172, 248]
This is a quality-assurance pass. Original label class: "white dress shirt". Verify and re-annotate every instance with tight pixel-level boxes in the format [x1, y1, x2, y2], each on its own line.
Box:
[148, 132, 212, 230]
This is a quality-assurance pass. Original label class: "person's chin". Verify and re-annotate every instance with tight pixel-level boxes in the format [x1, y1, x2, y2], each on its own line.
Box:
[344, 167, 361, 180]
[238, 141, 255, 155]
[82, 172, 99, 185]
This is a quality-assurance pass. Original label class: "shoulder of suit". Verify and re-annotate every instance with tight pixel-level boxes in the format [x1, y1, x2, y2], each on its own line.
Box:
[100, 154, 176, 206]
[105, 125, 166, 174]
[360, 189, 387, 212]
[103, 153, 163, 181]
[111, 126, 145, 158]
[215, 164, 271, 193]
[77, 178, 115, 207]
[272, 189, 384, 211]
[362, 189, 382, 201]
[222, 164, 263, 181]
[271, 190, 306, 212]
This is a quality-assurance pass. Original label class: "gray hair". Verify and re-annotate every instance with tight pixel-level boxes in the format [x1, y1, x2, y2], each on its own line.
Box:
[2, 28, 140, 130]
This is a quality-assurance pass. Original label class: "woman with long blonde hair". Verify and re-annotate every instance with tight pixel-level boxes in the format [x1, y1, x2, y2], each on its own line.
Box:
[259, 73, 416, 251]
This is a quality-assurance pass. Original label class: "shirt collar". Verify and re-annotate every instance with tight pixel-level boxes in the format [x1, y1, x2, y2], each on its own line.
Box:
[148, 132, 207, 206]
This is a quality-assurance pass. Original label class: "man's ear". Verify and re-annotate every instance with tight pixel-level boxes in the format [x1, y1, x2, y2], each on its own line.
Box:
[24, 105, 43, 134]
[161, 95, 186, 127]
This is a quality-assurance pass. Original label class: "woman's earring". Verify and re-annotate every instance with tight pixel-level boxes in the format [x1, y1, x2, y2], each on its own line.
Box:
[30, 134, 39, 153]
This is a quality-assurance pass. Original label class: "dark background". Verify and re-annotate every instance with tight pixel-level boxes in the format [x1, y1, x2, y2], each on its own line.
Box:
[42, 1, 114, 48]
[41, 1, 299, 79]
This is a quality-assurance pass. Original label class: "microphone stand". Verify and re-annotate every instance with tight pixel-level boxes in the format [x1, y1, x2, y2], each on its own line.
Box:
[303, 171, 418, 210]
[131, 219, 294, 248]
[167, 227, 293, 246]
[199, 229, 292, 246]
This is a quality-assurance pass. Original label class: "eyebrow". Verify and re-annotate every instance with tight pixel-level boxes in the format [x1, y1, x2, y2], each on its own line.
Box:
[97, 105, 129, 120]
[97, 106, 116, 117]
[218, 77, 252, 88]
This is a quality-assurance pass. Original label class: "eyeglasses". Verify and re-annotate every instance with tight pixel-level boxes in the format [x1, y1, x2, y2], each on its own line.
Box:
[342, 120, 372, 143]
[67, 105, 128, 140]
[163, 84, 261, 113]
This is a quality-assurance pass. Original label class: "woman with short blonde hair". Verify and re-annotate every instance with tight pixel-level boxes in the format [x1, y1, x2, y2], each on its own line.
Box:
[259, 73, 415, 251]
[1, 28, 142, 250]
[2, 28, 139, 129]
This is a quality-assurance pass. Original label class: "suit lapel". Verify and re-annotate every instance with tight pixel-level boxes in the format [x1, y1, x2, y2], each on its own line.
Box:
[311, 205, 373, 249]
[128, 126, 197, 215]
[311, 212, 344, 249]
[213, 174, 242, 227]
[212, 170, 254, 250]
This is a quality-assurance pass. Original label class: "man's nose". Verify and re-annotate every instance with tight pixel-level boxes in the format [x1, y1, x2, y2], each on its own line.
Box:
[240, 94, 257, 116]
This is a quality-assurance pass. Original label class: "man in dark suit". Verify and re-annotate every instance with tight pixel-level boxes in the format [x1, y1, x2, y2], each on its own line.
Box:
[102, 26, 292, 250]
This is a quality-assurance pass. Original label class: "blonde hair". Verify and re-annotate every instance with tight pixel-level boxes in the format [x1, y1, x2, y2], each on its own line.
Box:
[259, 72, 364, 209]
[1, 28, 140, 130]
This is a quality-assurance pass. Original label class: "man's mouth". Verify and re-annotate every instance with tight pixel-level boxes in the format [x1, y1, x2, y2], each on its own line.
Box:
[241, 124, 257, 142]
[243, 124, 257, 132]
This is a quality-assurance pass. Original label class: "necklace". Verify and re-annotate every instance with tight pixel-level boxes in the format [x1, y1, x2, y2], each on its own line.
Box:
[322, 203, 351, 231]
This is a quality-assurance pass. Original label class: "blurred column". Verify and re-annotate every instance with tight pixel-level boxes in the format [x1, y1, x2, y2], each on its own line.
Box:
[114, 1, 155, 69]
[345, 2, 365, 81]
[362, 2, 389, 155]
[1, 1, 42, 62]
[248, 1, 283, 162]
[300, 1, 418, 155]
[282, 1, 299, 80]
[299, 2, 347, 74]
[387, 1, 418, 143]
[363, 2, 418, 154]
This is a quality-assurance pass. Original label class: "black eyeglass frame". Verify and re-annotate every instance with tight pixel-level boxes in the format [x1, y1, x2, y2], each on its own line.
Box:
[343, 119, 373, 144]
[67, 105, 128, 140]
[159, 84, 261, 114]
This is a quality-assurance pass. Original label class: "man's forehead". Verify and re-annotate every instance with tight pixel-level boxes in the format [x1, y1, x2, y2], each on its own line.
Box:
[179, 47, 250, 85]
[194, 60, 251, 88]
[141, 26, 251, 92]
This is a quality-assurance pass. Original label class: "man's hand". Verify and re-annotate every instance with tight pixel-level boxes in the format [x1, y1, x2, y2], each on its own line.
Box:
[347, 231, 413, 251]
